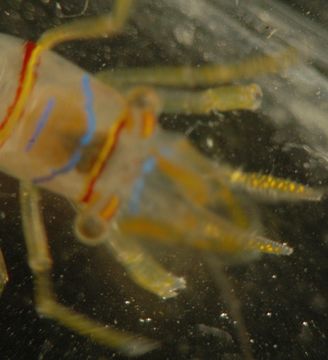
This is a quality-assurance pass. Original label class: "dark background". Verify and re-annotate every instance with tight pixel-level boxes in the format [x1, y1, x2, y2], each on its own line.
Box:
[0, 1, 327, 359]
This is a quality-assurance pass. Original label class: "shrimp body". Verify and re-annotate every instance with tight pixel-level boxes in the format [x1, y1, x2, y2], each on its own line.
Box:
[0, 1, 323, 357]
[0, 35, 158, 228]
[0, 34, 319, 254]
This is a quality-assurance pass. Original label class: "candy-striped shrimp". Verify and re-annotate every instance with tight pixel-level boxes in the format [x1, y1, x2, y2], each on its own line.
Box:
[0, 0, 323, 358]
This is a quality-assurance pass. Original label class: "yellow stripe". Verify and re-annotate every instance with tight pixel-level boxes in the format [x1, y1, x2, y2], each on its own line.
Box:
[156, 154, 209, 205]
[80, 111, 130, 202]
[100, 195, 120, 220]
[0, 44, 43, 144]
[142, 110, 155, 138]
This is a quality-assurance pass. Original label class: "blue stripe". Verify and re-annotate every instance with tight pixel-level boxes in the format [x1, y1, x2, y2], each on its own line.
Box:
[25, 98, 55, 152]
[129, 157, 156, 214]
[81, 74, 96, 146]
[33, 151, 82, 184]
[33, 74, 96, 184]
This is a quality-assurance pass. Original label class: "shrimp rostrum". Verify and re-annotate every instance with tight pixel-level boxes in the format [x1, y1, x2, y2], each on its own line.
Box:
[0, 0, 323, 358]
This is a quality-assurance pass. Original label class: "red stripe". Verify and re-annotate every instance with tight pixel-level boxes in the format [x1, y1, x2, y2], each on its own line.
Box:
[82, 120, 127, 203]
[0, 41, 36, 132]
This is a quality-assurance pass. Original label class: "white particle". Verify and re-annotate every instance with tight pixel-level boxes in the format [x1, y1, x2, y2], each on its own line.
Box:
[206, 137, 214, 148]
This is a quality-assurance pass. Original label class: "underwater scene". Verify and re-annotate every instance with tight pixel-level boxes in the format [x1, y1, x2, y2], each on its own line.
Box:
[0, 1, 327, 359]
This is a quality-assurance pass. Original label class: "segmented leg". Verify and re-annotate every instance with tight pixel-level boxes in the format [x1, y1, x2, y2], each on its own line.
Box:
[167, 138, 323, 203]
[226, 169, 323, 201]
[101, 83, 262, 113]
[96, 47, 297, 114]
[118, 213, 293, 259]
[0, 249, 8, 296]
[97, 48, 298, 88]
[73, 206, 186, 299]
[155, 84, 262, 113]
[123, 137, 322, 261]
[105, 232, 186, 299]
[20, 181, 158, 356]
[38, 0, 132, 47]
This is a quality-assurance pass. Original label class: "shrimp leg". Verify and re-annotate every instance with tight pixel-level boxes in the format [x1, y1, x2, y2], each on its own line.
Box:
[0, 249, 8, 296]
[73, 205, 186, 298]
[96, 48, 297, 113]
[20, 181, 158, 356]
[97, 48, 298, 88]
[105, 232, 186, 299]
[97, 49, 297, 114]
[155, 84, 262, 113]
[37, 0, 132, 47]
[160, 138, 323, 203]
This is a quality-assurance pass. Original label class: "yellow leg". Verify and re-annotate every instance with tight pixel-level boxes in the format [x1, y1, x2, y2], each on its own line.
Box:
[73, 205, 186, 299]
[118, 215, 293, 258]
[106, 233, 186, 299]
[95, 47, 296, 114]
[155, 152, 211, 206]
[20, 181, 158, 356]
[226, 169, 323, 202]
[156, 84, 262, 113]
[97, 47, 298, 88]
[0, 249, 8, 296]
[168, 138, 323, 203]
[38, 0, 133, 47]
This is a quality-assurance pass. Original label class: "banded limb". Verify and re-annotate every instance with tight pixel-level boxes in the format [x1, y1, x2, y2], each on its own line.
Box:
[118, 213, 293, 259]
[223, 168, 323, 202]
[117, 144, 292, 257]
[0, 249, 8, 296]
[20, 181, 158, 356]
[165, 138, 323, 203]
[145, 139, 322, 260]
